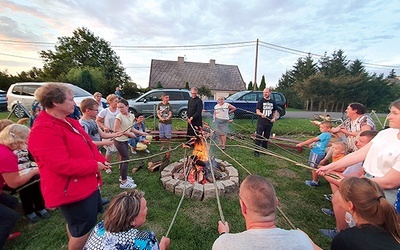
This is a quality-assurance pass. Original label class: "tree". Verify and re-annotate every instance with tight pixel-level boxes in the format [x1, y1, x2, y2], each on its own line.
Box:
[388, 69, 397, 78]
[121, 81, 140, 99]
[78, 69, 95, 93]
[185, 82, 190, 89]
[40, 27, 131, 92]
[66, 67, 107, 94]
[0, 70, 17, 90]
[247, 81, 253, 90]
[319, 50, 349, 78]
[259, 75, 266, 90]
[156, 81, 163, 88]
[198, 85, 211, 98]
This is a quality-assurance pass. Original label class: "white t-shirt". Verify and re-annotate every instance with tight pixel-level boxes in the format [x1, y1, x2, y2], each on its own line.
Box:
[212, 228, 313, 250]
[214, 102, 230, 120]
[97, 108, 119, 131]
[363, 128, 400, 177]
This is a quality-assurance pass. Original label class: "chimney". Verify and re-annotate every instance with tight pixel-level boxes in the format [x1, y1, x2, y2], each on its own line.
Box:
[209, 59, 215, 65]
[178, 56, 184, 64]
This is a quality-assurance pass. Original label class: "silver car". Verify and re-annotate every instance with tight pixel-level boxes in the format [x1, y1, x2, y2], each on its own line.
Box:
[127, 89, 190, 119]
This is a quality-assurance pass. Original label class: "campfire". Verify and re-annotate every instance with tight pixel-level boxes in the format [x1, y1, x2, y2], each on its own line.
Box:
[160, 135, 239, 201]
[184, 136, 226, 184]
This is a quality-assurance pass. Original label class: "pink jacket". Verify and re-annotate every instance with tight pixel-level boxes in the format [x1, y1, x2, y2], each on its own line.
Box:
[28, 111, 106, 208]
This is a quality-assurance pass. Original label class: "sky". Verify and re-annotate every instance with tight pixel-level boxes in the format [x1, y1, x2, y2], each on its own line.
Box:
[1, 0, 400, 89]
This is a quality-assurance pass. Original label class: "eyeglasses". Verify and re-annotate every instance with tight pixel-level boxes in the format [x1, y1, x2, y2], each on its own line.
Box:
[89, 108, 98, 112]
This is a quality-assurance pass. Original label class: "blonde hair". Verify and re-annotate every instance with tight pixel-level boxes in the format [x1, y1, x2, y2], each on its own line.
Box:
[0, 119, 15, 132]
[103, 190, 144, 232]
[340, 177, 400, 242]
[320, 120, 333, 129]
[106, 94, 118, 104]
[332, 141, 347, 152]
[0, 124, 30, 150]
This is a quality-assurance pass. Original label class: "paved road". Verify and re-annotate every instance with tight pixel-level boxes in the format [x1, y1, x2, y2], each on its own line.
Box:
[284, 111, 387, 119]
[284, 111, 344, 119]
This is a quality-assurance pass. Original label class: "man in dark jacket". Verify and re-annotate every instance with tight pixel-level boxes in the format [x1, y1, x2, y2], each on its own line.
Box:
[187, 87, 203, 138]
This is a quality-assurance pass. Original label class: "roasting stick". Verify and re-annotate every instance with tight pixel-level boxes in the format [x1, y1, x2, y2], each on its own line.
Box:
[210, 138, 297, 229]
[165, 148, 193, 238]
[225, 129, 340, 180]
[206, 139, 226, 224]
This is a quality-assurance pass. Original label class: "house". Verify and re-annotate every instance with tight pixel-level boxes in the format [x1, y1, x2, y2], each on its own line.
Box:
[148, 57, 246, 99]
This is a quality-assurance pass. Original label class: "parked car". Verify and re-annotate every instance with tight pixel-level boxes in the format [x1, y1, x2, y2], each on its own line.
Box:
[0, 89, 7, 112]
[6, 82, 104, 118]
[203, 90, 287, 119]
[127, 89, 190, 119]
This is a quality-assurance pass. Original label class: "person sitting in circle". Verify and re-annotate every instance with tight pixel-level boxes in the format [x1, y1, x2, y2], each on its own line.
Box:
[84, 189, 170, 250]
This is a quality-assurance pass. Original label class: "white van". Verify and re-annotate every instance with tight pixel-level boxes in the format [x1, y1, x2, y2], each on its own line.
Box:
[6, 82, 97, 118]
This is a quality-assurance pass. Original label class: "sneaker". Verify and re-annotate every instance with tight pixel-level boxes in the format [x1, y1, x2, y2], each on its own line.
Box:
[322, 208, 335, 217]
[131, 150, 137, 155]
[324, 194, 333, 202]
[36, 210, 51, 219]
[25, 213, 40, 223]
[168, 146, 171, 150]
[119, 176, 134, 183]
[120, 181, 137, 189]
[160, 146, 164, 151]
[305, 180, 319, 187]
[319, 228, 338, 239]
[145, 149, 150, 154]
[254, 151, 259, 157]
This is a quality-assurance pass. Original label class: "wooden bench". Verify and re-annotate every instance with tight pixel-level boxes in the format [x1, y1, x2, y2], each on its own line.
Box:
[149, 130, 187, 141]
[269, 136, 304, 154]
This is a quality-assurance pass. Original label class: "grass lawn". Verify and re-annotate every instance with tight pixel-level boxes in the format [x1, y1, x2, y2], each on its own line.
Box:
[1, 111, 384, 249]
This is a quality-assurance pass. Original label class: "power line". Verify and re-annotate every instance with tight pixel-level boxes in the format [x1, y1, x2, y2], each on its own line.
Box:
[0, 39, 399, 69]
[0, 52, 42, 61]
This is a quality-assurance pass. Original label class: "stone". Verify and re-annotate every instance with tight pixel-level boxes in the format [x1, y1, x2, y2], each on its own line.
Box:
[225, 166, 238, 177]
[203, 183, 216, 200]
[220, 179, 237, 193]
[165, 179, 180, 192]
[160, 176, 173, 188]
[161, 169, 173, 178]
[230, 176, 239, 186]
[191, 183, 203, 201]
[175, 181, 193, 198]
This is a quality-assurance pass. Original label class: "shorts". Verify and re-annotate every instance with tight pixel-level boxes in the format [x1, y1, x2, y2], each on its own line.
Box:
[309, 151, 324, 168]
[159, 123, 172, 139]
[104, 140, 118, 155]
[59, 189, 102, 237]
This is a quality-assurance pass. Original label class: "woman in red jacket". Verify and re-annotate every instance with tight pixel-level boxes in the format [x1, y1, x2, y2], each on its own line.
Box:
[28, 83, 111, 250]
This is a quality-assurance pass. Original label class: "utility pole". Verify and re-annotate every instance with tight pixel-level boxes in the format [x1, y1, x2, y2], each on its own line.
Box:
[253, 38, 259, 90]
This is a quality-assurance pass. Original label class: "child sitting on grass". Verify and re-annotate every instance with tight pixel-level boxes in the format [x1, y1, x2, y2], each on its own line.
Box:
[296, 121, 332, 187]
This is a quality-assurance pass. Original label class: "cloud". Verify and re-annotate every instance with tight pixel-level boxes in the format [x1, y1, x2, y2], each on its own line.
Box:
[0, 0, 399, 88]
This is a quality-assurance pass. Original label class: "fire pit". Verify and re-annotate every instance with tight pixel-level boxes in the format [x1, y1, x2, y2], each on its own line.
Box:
[160, 136, 239, 201]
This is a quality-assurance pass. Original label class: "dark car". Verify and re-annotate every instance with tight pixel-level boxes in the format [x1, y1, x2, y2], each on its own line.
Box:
[0, 89, 7, 111]
[203, 90, 287, 119]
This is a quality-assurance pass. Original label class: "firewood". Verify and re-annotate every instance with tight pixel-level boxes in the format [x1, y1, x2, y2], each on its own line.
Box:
[147, 161, 162, 172]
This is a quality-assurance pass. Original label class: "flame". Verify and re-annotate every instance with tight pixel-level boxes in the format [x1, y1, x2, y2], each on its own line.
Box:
[192, 137, 209, 161]
[188, 136, 209, 184]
